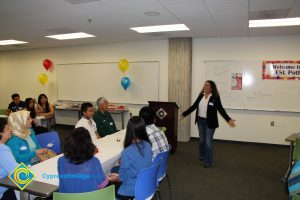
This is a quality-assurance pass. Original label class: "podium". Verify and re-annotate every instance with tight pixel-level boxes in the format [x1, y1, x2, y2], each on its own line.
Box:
[149, 101, 179, 153]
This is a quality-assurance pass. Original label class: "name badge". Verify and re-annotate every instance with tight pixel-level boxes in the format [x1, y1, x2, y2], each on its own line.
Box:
[20, 146, 27, 151]
[209, 102, 214, 106]
[47, 143, 54, 148]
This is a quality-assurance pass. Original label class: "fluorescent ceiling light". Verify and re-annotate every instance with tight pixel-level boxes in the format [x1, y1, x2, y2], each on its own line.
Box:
[130, 24, 189, 33]
[45, 32, 95, 40]
[249, 17, 300, 27]
[0, 40, 28, 45]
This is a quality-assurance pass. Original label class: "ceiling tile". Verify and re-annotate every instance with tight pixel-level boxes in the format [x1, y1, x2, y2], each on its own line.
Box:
[0, 0, 300, 51]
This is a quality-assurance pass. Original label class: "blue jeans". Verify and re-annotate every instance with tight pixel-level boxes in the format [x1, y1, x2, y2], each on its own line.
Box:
[197, 117, 216, 166]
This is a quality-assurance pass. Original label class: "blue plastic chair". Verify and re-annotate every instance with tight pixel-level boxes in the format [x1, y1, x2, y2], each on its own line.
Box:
[153, 148, 171, 200]
[135, 160, 161, 200]
[36, 131, 61, 154]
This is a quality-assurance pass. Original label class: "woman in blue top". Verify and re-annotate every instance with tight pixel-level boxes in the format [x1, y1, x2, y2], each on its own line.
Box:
[6, 110, 48, 165]
[58, 127, 109, 193]
[109, 116, 152, 200]
[0, 118, 18, 200]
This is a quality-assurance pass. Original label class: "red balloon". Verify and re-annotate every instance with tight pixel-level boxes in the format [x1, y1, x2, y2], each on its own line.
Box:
[43, 59, 52, 70]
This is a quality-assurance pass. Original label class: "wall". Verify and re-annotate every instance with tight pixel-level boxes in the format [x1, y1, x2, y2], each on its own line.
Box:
[0, 40, 169, 127]
[1, 36, 300, 144]
[191, 35, 300, 145]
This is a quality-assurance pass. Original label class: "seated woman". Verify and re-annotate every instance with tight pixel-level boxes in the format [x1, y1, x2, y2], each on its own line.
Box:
[35, 94, 55, 130]
[24, 98, 48, 134]
[109, 116, 152, 200]
[6, 110, 48, 165]
[0, 118, 18, 200]
[58, 127, 109, 193]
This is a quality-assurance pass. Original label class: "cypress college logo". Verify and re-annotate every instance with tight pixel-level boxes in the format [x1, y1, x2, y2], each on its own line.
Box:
[8, 163, 36, 190]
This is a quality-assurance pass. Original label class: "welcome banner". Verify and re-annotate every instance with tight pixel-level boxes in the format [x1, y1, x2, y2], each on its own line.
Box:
[262, 61, 300, 80]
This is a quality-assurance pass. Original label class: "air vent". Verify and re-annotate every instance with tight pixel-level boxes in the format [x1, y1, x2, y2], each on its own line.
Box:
[249, 9, 289, 20]
[64, 0, 100, 4]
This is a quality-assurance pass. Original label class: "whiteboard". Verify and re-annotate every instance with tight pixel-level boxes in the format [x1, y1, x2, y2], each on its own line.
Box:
[57, 61, 159, 104]
[204, 60, 300, 112]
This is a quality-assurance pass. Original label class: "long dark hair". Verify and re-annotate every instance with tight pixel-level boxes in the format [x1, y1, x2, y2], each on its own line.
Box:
[64, 127, 96, 164]
[124, 116, 150, 156]
[25, 98, 36, 119]
[0, 118, 8, 140]
[200, 80, 220, 97]
[38, 94, 50, 113]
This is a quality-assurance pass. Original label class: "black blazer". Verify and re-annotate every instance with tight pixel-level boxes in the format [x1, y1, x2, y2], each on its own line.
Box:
[182, 93, 231, 129]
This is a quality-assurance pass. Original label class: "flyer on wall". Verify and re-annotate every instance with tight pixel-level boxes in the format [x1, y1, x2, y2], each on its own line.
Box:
[231, 73, 242, 90]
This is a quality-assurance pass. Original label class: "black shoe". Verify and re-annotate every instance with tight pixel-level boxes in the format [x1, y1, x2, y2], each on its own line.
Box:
[199, 158, 204, 161]
[204, 164, 212, 168]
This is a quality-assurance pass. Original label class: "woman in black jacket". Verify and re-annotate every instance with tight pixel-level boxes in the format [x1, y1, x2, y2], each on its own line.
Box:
[181, 80, 236, 168]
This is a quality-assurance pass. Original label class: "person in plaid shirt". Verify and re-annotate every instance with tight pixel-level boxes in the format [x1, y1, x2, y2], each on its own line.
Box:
[139, 106, 169, 160]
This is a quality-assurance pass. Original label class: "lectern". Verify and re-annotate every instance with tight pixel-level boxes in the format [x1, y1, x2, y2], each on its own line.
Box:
[148, 101, 179, 153]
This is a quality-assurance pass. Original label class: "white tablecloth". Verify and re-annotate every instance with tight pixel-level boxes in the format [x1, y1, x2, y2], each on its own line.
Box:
[31, 129, 126, 186]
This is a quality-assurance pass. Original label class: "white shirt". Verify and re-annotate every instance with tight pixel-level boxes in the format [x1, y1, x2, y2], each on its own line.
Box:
[198, 93, 212, 118]
[75, 117, 98, 141]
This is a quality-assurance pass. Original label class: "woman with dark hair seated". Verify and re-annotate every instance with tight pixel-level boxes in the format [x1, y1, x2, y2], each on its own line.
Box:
[58, 127, 109, 193]
[109, 116, 152, 200]
[24, 98, 48, 134]
[35, 94, 55, 130]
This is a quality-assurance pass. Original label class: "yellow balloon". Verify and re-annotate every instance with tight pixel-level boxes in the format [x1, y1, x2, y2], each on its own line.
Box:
[119, 59, 128, 64]
[38, 74, 48, 85]
[118, 59, 129, 73]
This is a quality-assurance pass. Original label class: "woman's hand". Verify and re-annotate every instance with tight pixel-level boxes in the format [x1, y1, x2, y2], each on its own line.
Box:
[94, 146, 99, 155]
[180, 115, 185, 120]
[108, 173, 120, 182]
[35, 104, 44, 115]
[228, 119, 236, 128]
[36, 148, 48, 156]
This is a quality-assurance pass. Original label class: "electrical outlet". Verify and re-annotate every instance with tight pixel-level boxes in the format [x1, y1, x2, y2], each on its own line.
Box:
[271, 121, 274, 126]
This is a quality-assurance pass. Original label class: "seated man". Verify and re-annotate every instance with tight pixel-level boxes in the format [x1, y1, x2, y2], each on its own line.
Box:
[6, 93, 26, 115]
[75, 102, 100, 141]
[139, 106, 169, 159]
[93, 97, 117, 137]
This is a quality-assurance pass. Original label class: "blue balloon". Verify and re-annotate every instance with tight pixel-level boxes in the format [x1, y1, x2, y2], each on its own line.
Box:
[121, 77, 131, 90]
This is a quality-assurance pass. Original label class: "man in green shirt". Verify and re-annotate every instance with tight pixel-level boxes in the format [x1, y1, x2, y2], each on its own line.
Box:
[93, 97, 117, 137]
